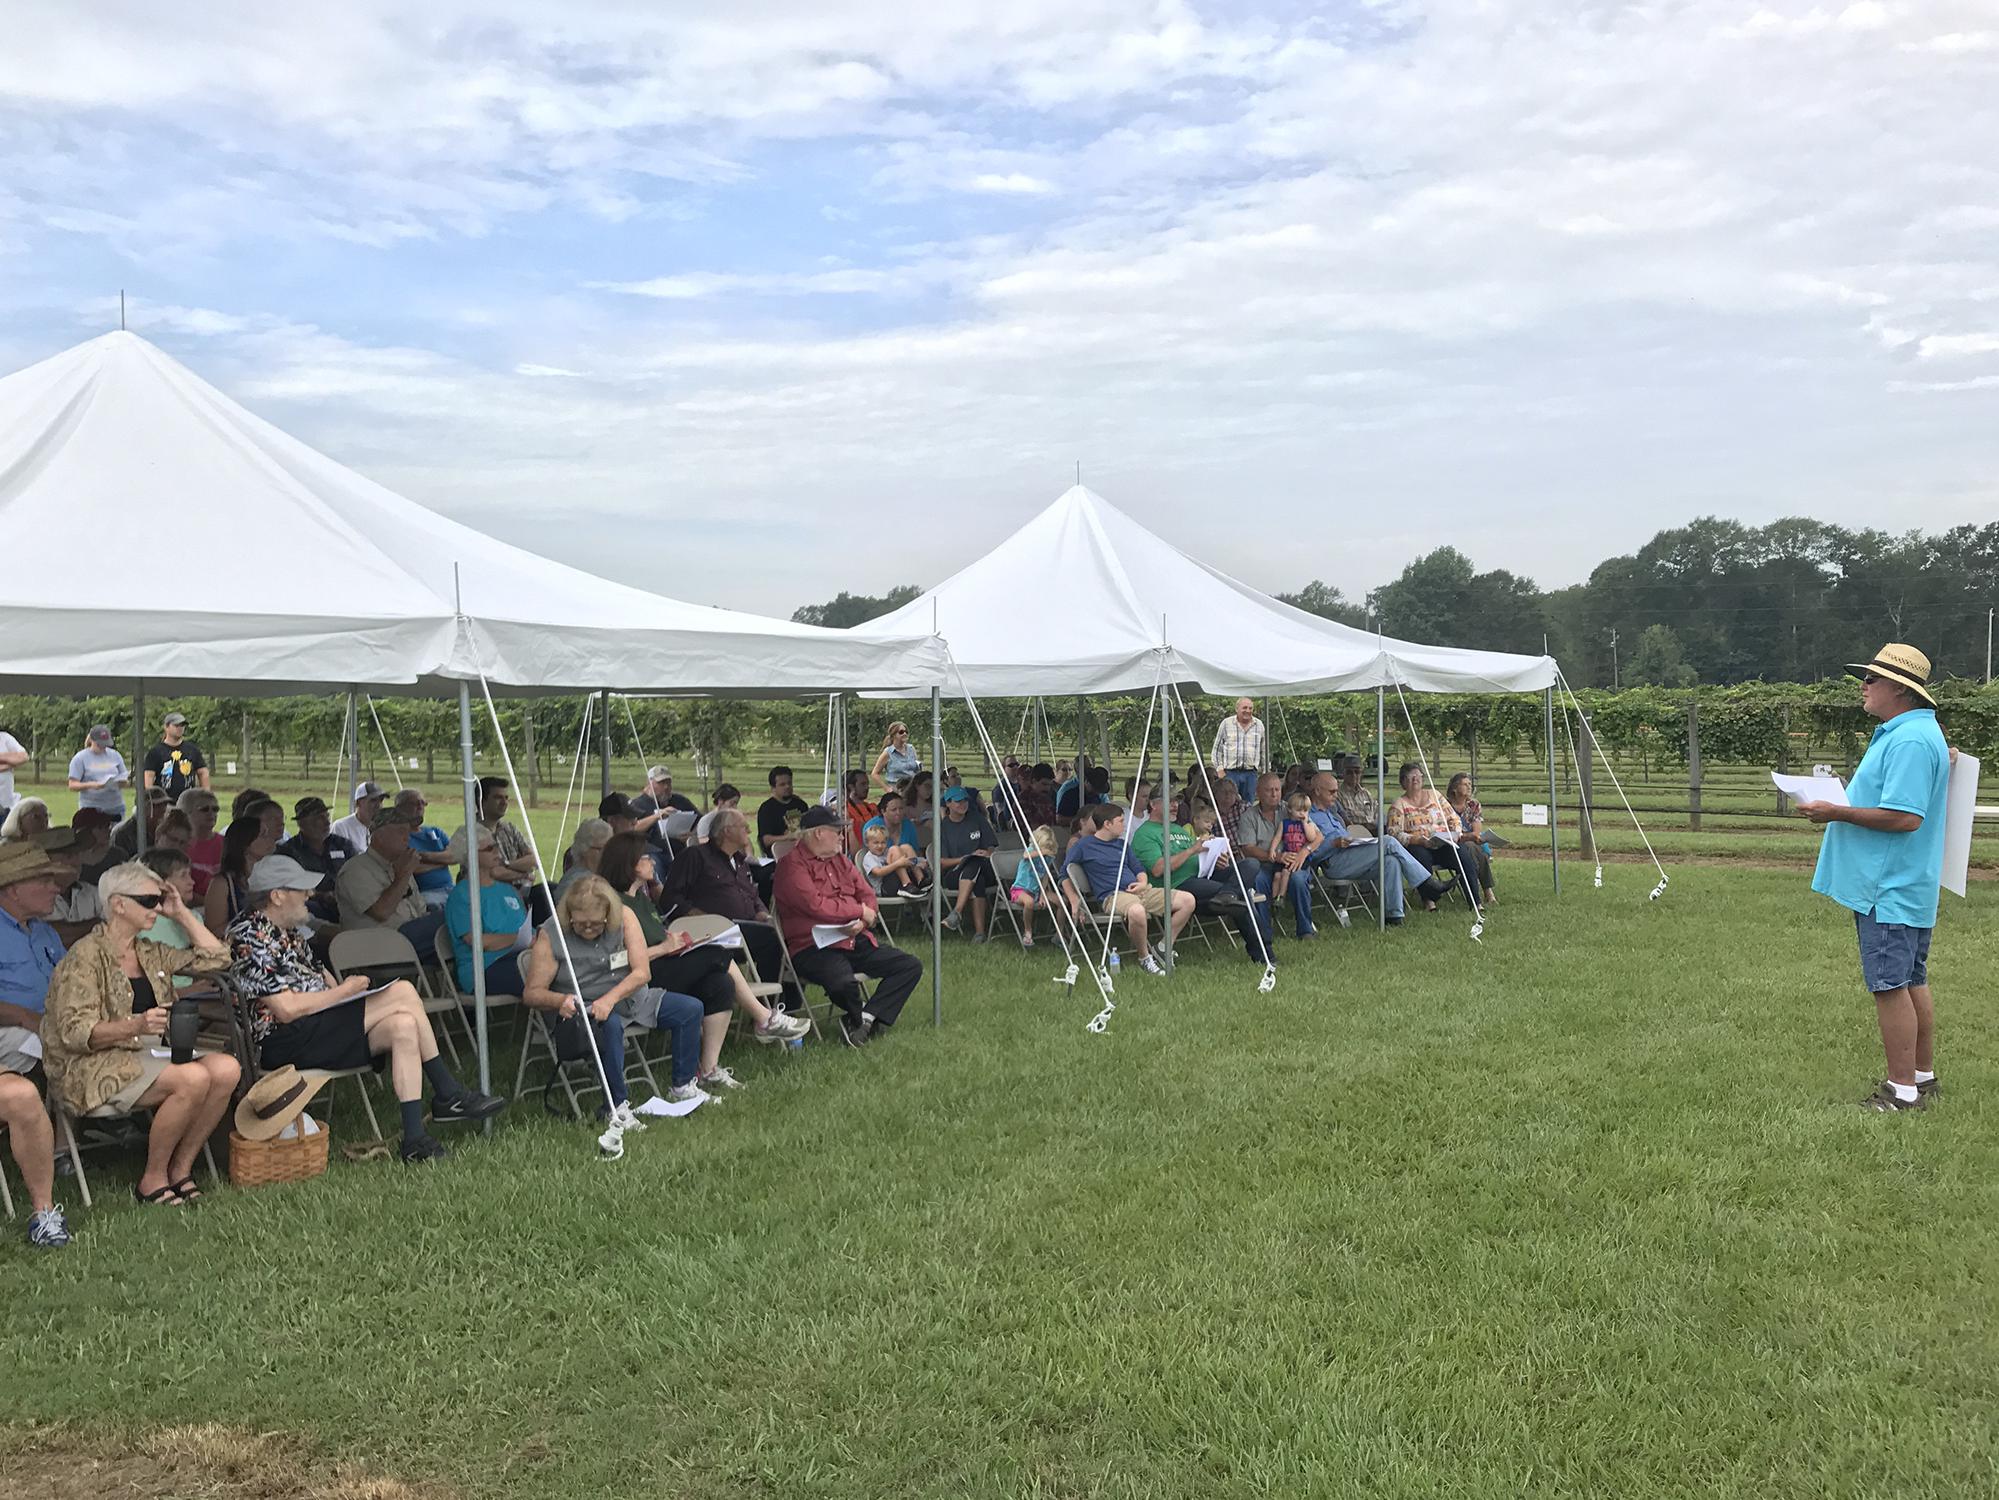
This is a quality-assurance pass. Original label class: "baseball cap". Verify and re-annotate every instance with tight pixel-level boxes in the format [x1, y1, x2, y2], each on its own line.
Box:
[798, 806, 841, 831]
[646, 765, 673, 783]
[87, 724, 113, 744]
[163, 711, 188, 727]
[293, 796, 330, 821]
[598, 793, 635, 819]
[71, 808, 117, 831]
[246, 854, 324, 894]
[372, 804, 419, 832]
[351, 781, 386, 804]
[942, 786, 972, 803]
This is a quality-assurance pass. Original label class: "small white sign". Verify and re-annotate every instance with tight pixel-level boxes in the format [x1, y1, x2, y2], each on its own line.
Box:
[407, 756, 420, 769]
[225, 760, 238, 775]
[1520, 803, 1549, 827]
[1316, 758, 1334, 771]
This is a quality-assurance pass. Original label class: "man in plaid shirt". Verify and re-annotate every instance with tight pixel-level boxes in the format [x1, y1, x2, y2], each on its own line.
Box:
[1210, 699, 1268, 805]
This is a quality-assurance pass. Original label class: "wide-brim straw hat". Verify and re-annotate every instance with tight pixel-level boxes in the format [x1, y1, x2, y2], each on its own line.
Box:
[233, 1065, 331, 1142]
[1846, 642, 1936, 706]
[0, 840, 55, 890]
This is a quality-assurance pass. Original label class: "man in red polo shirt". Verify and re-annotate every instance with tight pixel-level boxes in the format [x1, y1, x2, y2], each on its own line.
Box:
[773, 807, 922, 1048]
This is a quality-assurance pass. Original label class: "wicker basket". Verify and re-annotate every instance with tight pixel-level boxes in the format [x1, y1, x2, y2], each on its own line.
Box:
[228, 1115, 330, 1188]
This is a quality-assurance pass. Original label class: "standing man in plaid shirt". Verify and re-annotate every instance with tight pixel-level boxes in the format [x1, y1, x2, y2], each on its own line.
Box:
[1210, 698, 1268, 806]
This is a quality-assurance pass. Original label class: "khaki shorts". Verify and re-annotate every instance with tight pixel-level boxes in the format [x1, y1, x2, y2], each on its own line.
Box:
[97, 1052, 172, 1115]
[1103, 887, 1168, 920]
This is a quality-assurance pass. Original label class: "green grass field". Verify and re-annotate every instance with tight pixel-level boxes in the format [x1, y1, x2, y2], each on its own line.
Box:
[9, 861, 1998, 1499]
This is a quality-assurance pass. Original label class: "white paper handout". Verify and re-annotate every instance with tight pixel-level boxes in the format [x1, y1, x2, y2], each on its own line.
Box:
[687, 922, 745, 951]
[812, 923, 856, 949]
[1941, 751, 1980, 899]
[635, 1092, 705, 1118]
[1772, 771, 1849, 807]
[661, 809, 699, 839]
[1195, 835, 1230, 879]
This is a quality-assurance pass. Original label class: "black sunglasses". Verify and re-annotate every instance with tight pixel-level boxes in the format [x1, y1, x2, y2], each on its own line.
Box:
[1861, 673, 1881, 685]
[121, 891, 165, 910]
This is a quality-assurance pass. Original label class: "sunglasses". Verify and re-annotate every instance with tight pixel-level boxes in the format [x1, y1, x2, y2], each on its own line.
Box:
[1861, 673, 1881, 685]
[121, 891, 165, 910]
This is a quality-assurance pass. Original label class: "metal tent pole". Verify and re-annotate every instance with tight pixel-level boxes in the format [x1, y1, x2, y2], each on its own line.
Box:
[598, 688, 612, 797]
[458, 682, 492, 1104]
[931, 685, 944, 1027]
[1158, 674, 1173, 973]
[133, 682, 147, 856]
[1545, 686, 1560, 894]
[1376, 686, 1387, 930]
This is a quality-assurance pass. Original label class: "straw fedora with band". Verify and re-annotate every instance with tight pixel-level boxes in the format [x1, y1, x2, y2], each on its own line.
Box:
[234, 1065, 331, 1142]
[1847, 643, 1936, 707]
[0, 840, 56, 890]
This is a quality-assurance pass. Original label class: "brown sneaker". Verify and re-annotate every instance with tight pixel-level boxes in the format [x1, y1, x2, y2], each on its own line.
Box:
[1917, 1075, 1940, 1101]
[1860, 1082, 1927, 1113]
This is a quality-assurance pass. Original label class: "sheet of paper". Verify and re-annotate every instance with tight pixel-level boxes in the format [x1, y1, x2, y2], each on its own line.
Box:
[1941, 750, 1980, 898]
[634, 1092, 705, 1118]
[1196, 835, 1230, 879]
[661, 809, 699, 839]
[1772, 771, 1849, 807]
[12, 1029, 44, 1061]
[811, 922, 855, 949]
[1520, 804, 1549, 827]
[688, 922, 744, 951]
[1342, 834, 1378, 846]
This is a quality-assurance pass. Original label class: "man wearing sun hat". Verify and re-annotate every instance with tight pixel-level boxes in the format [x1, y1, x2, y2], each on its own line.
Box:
[1795, 643, 1954, 1113]
[0, 839, 73, 1247]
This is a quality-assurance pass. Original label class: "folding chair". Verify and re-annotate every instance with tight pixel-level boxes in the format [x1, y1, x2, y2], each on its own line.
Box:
[332, 928, 460, 1065]
[513, 1005, 660, 1120]
[51, 1101, 222, 1212]
[225, 973, 385, 1146]
[1063, 866, 1131, 960]
[430, 925, 524, 1042]
[666, 913, 810, 1044]
[765, 898, 874, 1032]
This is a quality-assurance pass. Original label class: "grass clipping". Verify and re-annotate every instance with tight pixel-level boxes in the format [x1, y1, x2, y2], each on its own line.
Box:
[0, 1424, 447, 1500]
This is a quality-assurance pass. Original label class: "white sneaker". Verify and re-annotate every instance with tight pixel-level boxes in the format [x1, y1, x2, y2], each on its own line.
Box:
[754, 1010, 810, 1042]
[665, 1082, 717, 1106]
[28, 1205, 72, 1249]
[1139, 953, 1166, 976]
[698, 1067, 744, 1091]
[610, 1101, 648, 1133]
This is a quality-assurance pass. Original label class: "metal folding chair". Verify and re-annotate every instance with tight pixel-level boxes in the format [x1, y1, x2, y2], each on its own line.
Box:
[332, 927, 460, 1065]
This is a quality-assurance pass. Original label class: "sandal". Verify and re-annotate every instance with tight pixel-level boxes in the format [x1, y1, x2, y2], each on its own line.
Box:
[133, 1182, 184, 1207]
[340, 1140, 394, 1164]
[170, 1177, 204, 1204]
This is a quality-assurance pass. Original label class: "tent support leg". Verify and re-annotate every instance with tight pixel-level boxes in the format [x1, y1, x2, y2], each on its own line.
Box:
[1158, 679, 1173, 974]
[598, 689, 612, 797]
[1376, 687, 1387, 931]
[458, 681, 492, 1120]
[931, 686, 944, 1028]
[1545, 687, 1560, 894]
[133, 682, 147, 857]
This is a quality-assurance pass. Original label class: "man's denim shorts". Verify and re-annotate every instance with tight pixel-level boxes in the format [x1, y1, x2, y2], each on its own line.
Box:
[1855, 909, 1932, 993]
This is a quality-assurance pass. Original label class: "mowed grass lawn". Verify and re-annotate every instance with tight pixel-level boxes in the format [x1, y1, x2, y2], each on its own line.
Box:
[9, 865, 1999, 1500]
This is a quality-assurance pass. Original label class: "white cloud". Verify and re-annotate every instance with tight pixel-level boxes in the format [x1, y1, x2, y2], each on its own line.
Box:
[970, 172, 1057, 195]
[1916, 332, 1999, 359]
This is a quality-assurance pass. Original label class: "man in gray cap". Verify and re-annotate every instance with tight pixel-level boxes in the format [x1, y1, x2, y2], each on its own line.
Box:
[66, 724, 128, 820]
[331, 780, 387, 854]
[335, 803, 445, 953]
[142, 711, 210, 800]
[629, 765, 694, 882]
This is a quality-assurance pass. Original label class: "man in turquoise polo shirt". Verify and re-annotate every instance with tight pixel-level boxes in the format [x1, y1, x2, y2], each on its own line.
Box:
[1795, 643, 1953, 1113]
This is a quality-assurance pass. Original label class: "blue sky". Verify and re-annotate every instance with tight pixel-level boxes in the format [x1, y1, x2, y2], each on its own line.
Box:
[4, 0, 1997, 617]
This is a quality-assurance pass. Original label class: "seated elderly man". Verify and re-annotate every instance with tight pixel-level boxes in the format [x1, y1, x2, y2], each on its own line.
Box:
[277, 796, 356, 919]
[659, 807, 803, 1012]
[772, 807, 922, 1047]
[1229, 774, 1287, 957]
[0, 840, 72, 1246]
[331, 780, 386, 853]
[1062, 803, 1196, 976]
[1332, 755, 1382, 835]
[42, 860, 237, 1208]
[335, 803, 447, 954]
[39, 828, 104, 945]
[1290, 771, 1450, 933]
[1129, 788, 1269, 963]
[231, 854, 504, 1162]
[394, 789, 456, 911]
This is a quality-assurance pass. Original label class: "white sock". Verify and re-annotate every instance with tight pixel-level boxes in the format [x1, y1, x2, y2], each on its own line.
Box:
[1915, 1069, 1936, 1084]
[1890, 1081, 1919, 1103]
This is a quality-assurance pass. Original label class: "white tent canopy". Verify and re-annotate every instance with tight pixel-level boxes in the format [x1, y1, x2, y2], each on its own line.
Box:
[0, 331, 946, 696]
[856, 485, 1556, 697]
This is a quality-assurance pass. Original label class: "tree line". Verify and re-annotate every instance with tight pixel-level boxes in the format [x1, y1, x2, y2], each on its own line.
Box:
[794, 516, 1999, 688]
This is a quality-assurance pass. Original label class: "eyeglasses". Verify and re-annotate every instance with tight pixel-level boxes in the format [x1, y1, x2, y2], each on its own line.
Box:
[1861, 673, 1881, 685]
[120, 891, 165, 910]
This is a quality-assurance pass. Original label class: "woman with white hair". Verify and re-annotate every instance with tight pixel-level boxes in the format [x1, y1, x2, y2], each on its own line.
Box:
[553, 817, 612, 904]
[1, 796, 51, 843]
[40, 861, 238, 1206]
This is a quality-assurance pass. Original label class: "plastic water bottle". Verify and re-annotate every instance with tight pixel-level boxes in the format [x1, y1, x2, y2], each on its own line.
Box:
[1108, 951, 1121, 975]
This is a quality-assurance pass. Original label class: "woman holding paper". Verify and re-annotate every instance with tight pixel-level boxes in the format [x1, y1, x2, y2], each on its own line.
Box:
[599, 833, 808, 1079]
[229, 853, 505, 1162]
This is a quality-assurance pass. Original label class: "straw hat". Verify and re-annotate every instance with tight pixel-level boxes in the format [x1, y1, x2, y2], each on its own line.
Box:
[233, 1065, 331, 1142]
[0, 840, 55, 890]
[1847, 643, 1936, 706]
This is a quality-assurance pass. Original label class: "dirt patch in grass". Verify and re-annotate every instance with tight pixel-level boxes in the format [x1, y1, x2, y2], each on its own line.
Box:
[0, 1424, 448, 1500]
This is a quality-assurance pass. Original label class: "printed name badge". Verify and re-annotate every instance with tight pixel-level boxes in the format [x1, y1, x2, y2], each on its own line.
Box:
[608, 952, 630, 972]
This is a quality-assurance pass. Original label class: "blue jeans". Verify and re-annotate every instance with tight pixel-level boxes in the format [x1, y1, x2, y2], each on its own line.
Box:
[1224, 768, 1259, 805]
[1241, 861, 1277, 954]
[592, 1012, 628, 1107]
[635, 988, 705, 1088]
[1293, 841, 1431, 929]
[397, 909, 447, 959]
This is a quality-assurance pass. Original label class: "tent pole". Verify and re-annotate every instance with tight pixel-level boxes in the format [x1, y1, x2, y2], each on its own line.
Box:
[458, 681, 492, 1110]
[1158, 675, 1173, 974]
[133, 682, 147, 856]
[1030, 697, 1041, 765]
[598, 688, 612, 797]
[1545, 686, 1560, 894]
[931, 685, 944, 1027]
[1376, 687, 1387, 931]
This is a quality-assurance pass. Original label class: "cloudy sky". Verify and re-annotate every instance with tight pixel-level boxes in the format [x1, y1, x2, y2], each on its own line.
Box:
[4, 1, 1996, 617]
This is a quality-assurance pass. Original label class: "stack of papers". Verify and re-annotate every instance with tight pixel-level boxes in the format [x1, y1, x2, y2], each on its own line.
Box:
[1772, 772, 1849, 806]
[635, 1092, 705, 1118]
[812, 923, 855, 948]
[687, 922, 745, 951]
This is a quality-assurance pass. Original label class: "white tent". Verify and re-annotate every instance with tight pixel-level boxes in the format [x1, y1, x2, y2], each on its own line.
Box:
[0, 331, 946, 696]
[855, 484, 1554, 697]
